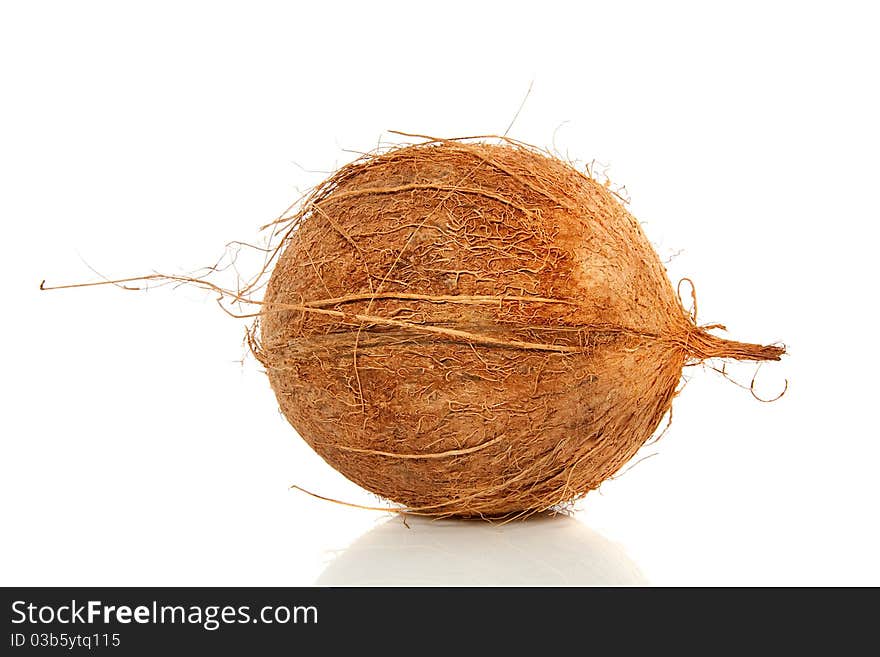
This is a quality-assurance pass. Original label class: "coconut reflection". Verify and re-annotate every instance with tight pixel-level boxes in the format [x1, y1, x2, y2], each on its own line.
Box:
[315, 513, 647, 586]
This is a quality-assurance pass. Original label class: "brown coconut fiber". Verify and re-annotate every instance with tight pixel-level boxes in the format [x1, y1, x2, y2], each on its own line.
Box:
[247, 135, 785, 518]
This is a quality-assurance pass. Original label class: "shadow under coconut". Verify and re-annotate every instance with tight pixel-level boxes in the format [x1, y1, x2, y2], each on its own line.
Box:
[315, 513, 647, 586]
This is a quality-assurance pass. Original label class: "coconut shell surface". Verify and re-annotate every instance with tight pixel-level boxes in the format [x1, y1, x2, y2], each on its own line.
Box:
[257, 139, 783, 517]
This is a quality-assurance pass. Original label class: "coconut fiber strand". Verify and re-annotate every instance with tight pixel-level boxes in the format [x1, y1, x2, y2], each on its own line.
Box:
[254, 137, 784, 518]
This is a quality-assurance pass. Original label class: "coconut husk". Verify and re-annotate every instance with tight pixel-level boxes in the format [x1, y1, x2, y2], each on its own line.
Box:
[253, 136, 784, 517]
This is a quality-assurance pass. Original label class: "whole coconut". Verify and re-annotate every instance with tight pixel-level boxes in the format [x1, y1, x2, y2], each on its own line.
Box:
[256, 138, 783, 517]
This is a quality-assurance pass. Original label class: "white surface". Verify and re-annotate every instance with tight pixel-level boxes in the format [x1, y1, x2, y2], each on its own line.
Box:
[1, 1, 877, 586]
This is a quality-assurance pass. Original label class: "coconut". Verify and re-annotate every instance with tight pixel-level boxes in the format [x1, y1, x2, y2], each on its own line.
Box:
[254, 137, 783, 517]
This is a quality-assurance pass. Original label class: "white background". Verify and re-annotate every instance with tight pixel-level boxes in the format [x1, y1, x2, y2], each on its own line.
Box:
[2, 1, 877, 586]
